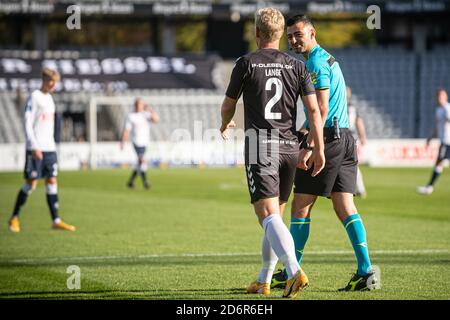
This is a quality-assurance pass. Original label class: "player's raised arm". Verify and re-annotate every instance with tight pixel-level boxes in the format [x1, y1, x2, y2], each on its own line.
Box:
[146, 105, 160, 123]
[150, 111, 160, 123]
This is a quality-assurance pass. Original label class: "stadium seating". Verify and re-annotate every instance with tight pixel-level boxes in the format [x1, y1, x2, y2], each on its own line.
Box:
[100, 89, 224, 142]
[1, 47, 449, 143]
[419, 46, 450, 138]
[333, 47, 416, 139]
[0, 92, 24, 143]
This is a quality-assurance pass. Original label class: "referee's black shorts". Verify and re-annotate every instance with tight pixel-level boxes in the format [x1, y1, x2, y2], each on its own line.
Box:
[294, 128, 357, 197]
[245, 152, 299, 204]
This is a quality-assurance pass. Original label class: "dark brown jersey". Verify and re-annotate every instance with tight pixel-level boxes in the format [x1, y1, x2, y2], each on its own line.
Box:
[226, 48, 315, 154]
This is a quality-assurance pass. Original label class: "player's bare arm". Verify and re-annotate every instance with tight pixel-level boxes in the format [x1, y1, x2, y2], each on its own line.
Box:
[120, 129, 129, 150]
[32, 149, 43, 161]
[146, 105, 160, 123]
[220, 96, 237, 140]
[150, 113, 160, 123]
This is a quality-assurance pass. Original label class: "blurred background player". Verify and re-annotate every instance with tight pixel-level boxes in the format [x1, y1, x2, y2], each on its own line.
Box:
[271, 14, 377, 292]
[221, 7, 325, 298]
[8, 68, 75, 233]
[347, 86, 368, 198]
[120, 98, 160, 189]
[417, 88, 450, 195]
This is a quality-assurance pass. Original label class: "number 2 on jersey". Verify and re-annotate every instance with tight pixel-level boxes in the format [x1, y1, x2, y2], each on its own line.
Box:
[265, 77, 282, 120]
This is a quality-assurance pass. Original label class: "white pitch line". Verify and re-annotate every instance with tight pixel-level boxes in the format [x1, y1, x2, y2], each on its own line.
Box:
[1, 249, 448, 265]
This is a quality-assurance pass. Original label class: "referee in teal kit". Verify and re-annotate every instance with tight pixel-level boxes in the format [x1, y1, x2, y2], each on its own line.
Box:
[271, 14, 379, 292]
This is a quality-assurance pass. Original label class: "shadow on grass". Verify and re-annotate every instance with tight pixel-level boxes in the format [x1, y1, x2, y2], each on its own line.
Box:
[0, 288, 259, 300]
[0, 286, 367, 300]
[0, 255, 258, 268]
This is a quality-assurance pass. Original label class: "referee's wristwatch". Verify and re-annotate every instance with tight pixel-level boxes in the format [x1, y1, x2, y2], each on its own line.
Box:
[304, 143, 314, 151]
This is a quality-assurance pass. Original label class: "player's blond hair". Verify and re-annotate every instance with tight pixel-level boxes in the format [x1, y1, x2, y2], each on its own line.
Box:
[42, 67, 60, 82]
[255, 7, 285, 42]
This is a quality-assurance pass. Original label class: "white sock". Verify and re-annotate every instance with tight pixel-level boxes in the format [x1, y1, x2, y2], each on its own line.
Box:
[262, 214, 299, 279]
[257, 234, 278, 284]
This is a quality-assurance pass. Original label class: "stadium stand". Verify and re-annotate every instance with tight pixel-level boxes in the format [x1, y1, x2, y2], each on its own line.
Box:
[0, 89, 223, 143]
[1, 48, 449, 143]
[419, 45, 450, 138]
[92, 89, 224, 142]
[334, 48, 416, 139]
[0, 92, 24, 143]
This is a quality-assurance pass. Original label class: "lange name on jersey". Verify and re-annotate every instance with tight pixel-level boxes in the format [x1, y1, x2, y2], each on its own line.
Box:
[226, 48, 315, 155]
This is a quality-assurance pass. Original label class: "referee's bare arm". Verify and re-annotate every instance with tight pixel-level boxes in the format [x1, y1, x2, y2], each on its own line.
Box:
[306, 88, 329, 146]
[302, 93, 325, 176]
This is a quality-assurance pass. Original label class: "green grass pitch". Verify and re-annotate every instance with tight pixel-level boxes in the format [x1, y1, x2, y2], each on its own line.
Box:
[0, 166, 449, 299]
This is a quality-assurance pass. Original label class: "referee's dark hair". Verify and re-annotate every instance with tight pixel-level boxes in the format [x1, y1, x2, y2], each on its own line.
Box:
[286, 14, 314, 28]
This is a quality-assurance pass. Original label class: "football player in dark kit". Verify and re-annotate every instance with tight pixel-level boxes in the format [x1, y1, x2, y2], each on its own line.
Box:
[220, 7, 325, 298]
[271, 14, 380, 292]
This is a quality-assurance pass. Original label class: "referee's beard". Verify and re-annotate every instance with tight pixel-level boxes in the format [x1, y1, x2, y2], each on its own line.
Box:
[289, 45, 306, 56]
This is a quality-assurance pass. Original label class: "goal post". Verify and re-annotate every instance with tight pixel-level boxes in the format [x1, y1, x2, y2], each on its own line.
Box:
[88, 95, 138, 169]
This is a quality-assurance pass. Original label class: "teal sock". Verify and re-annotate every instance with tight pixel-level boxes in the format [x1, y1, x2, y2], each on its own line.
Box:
[290, 217, 311, 266]
[343, 214, 372, 276]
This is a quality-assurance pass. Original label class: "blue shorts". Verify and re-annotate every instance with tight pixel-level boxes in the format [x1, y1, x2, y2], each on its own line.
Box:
[438, 144, 450, 161]
[24, 151, 58, 180]
[133, 144, 146, 158]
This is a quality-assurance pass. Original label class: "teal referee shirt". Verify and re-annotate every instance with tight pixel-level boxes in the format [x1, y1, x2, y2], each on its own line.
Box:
[304, 44, 349, 129]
